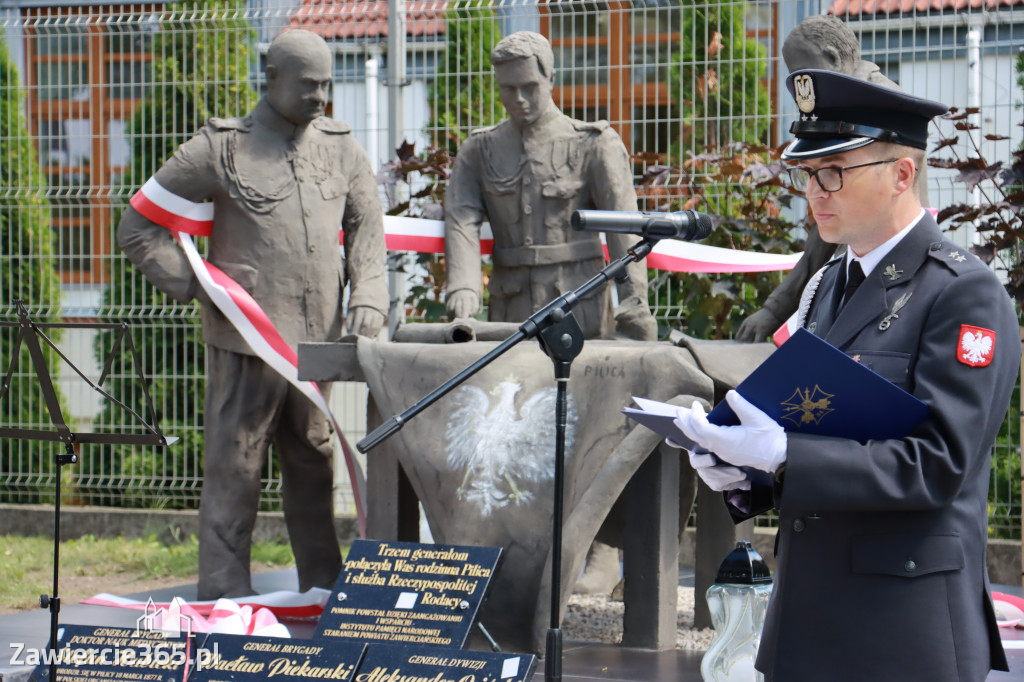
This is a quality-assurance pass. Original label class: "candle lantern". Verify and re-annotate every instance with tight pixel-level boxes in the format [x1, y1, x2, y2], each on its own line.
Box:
[700, 540, 773, 682]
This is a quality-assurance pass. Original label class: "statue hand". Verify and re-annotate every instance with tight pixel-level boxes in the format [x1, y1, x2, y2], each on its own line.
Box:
[446, 289, 480, 320]
[735, 308, 782, 343]
[346, 306, 386, 338]
[614, 300, 658, 341]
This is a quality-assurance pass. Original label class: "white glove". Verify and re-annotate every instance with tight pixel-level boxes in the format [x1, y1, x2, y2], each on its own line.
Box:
[674, 390, 787, 474]
[688, 451, 751, 491]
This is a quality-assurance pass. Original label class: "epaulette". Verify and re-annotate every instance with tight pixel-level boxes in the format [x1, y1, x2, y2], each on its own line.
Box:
[927, 240, 980, 276]
[312, 117, 352, 134]
[571, 119, 611, 133]
[208, 116, 251, 131]
[469, 124, 499, 137]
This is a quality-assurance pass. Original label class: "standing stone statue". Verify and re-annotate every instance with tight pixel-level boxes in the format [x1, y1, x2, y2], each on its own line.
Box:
[735, 14, 929, 342]
[444, 31, 658, 594]
[117, 29, 389, 599]
[444, 31, 657, 342]
[446, 31, 659, 593]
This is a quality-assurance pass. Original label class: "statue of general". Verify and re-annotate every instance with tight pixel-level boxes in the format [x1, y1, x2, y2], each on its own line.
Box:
[118, 29, 389, 600]
[444, 31, 657, 342]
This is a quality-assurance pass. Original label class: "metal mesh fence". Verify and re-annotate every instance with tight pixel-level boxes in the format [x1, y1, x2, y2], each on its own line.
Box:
[0, 0, 1020, 535]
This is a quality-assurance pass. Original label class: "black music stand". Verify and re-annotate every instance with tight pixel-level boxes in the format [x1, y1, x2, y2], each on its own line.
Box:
[0, 299, 176, 681]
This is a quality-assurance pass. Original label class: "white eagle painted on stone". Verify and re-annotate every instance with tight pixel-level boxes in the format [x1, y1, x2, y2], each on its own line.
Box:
[444, 375, 578, 516]
[961, 329, 993, 364]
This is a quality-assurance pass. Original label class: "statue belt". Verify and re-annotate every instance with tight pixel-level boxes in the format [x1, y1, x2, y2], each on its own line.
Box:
[493, 240, 603, 268]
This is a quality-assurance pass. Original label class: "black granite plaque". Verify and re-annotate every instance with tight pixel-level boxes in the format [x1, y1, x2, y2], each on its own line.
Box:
[315, 540, 502, 648]
[352, 644, 536, 682]
[189, 633, 365, 682]
[28, 624, 194, 682]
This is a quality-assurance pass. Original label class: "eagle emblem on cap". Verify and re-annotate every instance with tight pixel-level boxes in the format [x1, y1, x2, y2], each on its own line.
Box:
[794, 74, 816, 114]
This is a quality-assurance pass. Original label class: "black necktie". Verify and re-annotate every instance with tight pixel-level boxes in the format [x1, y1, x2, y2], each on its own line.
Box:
[839, 260, 865, 311]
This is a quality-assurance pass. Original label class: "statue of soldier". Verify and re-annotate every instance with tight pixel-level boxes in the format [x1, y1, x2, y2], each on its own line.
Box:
[444, 30, 657, 342]
[117, 29, 389, 599]
[443, 30, 657, 593]
[735, 15, 929, 342]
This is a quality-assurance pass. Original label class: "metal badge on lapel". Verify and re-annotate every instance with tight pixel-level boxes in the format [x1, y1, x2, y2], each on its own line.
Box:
[883, 264, 903, 281]
[879, 292, 912, 331]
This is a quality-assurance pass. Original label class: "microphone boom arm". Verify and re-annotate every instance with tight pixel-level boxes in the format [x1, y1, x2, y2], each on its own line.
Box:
[356, 237, 658, 453]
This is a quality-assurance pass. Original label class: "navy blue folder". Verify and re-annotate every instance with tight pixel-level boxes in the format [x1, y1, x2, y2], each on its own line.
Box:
[625, 328, 929, 444]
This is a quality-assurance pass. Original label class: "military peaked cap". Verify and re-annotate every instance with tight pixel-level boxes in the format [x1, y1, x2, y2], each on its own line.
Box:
[782, 69, 948, 160]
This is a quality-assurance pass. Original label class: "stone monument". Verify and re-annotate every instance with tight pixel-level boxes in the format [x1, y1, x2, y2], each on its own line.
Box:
[117, 29, 389, 600]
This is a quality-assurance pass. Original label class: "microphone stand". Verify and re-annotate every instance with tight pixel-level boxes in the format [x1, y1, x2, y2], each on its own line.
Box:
[358, 237, 657, 682]
[0, 299, 175, 682]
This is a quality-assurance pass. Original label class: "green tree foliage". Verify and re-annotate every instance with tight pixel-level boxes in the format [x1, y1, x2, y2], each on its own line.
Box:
[648, 0, 779, 340]
[394, 1, 501, 322]
[426, 0, 502, 153]
[670, 0, 771, 156]
[645, 145, 806, 340]
[93, 1, 257, 508]
[0, 38, 65, 503]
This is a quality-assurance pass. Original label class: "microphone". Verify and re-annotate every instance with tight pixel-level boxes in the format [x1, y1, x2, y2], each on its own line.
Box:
[571, 209, 714, 241]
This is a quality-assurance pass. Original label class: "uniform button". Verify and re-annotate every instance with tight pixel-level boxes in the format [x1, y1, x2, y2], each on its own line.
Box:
[930, 243, 942, 251]
[309, 245, 317, 253]
[792, 519, 805, 533]
[904, 560, 916, 572]
[523, 205, 533, 215]
[523, 177, 531, 185]
[306, 284, 314, 292]
[304, 208, 312, 217]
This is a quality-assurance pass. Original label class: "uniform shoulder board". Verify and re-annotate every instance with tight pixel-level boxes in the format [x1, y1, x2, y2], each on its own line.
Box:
[469, 123, 499, 137]
[208, 116, 250, 131]
[571, 119, 610, 133]
[927, 240, 981, 275]
[312, 117, 352, 134]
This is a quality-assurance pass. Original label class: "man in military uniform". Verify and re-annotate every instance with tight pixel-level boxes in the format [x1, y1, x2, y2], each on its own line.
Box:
[117, 29, 388, 599]
[444, 31, 656, 342]
[674, 70, 1017, 681]
[736, 15, 929, 342]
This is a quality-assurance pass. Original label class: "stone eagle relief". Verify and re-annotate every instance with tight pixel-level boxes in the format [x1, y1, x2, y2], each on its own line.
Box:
[444, 375, 578, 516]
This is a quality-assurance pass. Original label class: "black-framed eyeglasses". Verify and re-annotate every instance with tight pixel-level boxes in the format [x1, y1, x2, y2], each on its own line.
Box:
[788, 158, 899, 193]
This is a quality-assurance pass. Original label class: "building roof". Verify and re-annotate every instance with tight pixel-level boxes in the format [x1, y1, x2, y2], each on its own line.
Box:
[830, 0, 1023, 14]
[289, 0, 447, 40]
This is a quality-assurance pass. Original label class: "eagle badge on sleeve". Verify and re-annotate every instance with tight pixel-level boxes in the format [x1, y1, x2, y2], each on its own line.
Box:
[957, 325, 995, 367]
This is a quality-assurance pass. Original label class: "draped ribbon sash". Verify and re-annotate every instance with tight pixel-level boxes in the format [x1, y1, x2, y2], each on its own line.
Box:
[131, 178, 368, 537]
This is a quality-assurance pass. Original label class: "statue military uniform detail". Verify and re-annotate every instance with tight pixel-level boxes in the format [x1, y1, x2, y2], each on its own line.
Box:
[444, 30, 656, 342]
[446, 106, 647, 338]
[118, 30, 388, 600]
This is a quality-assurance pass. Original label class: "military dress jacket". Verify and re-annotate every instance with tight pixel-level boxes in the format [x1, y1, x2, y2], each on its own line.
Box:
[445, 104, 647, 338]
[746, 214, 1018, 681]
[118, 98, 388, 355]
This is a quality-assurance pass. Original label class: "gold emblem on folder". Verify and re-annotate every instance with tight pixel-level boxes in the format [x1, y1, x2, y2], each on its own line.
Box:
[781, 385, 834, 427]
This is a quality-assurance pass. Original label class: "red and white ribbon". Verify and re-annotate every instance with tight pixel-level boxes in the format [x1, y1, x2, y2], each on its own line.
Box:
[82, 589, 330, 622]
[772, 313, 800, 347]
[365, 217, 802, 273]
[131, 178, 215, 237]
[131, 179, 367, 538]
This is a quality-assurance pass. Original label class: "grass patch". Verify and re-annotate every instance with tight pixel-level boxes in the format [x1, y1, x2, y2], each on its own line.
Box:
[0, 534, 299, 612]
